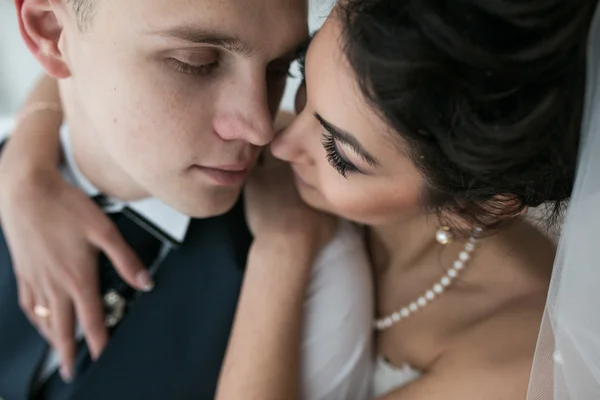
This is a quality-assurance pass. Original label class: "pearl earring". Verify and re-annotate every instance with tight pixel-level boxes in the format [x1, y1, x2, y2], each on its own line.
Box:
[435, 226, 454, 245]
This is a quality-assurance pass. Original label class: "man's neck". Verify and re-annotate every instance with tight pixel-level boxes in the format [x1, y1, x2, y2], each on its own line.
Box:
[61, 84, 148, 201]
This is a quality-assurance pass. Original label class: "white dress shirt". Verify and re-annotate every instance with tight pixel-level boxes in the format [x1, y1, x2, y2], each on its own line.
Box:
[0, 119, 374, 399]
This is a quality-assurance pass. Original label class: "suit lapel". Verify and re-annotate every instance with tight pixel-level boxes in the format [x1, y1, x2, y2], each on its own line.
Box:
[0, 137, 251, 400]
[71, 201, 250, 400]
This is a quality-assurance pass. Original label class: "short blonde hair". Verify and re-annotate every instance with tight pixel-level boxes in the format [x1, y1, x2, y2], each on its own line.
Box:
[67, 0, 94, 28]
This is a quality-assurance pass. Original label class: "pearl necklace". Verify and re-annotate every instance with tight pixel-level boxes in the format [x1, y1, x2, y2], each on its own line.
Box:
[374, 227, 483, 331]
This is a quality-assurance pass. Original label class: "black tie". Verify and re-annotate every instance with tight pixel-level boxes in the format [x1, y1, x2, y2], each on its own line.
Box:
[37, 207, 164, 400]
[98, 210, 164, 298]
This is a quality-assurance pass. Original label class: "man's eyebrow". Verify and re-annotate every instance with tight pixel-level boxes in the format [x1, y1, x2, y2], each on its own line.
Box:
[150, 26, 254, 56]
[314, 113, 379, 167]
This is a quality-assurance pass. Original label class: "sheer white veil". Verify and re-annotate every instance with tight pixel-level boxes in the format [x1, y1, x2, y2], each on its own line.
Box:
[527, 2, 600, 399]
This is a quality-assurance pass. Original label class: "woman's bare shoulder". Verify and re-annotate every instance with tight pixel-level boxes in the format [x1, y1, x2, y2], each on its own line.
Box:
[433, 294, 545, 398]
[434, 221, 553, 391]
[474, 218, 556, 294]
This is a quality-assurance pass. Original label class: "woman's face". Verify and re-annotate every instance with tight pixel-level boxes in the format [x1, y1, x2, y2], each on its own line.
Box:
[271, 14, 424, 226]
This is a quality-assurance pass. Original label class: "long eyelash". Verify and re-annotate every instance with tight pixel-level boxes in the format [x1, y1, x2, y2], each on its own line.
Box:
[168, 59, 217, 76]
[321, 133, 358, 178]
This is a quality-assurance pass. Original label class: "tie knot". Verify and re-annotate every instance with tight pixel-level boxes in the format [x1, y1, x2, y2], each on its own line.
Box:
[98, 210, 163, 303]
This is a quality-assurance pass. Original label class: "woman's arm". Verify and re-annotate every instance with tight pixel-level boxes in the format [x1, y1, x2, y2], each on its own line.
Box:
[216, 152, 335, 400]
[0, 74, 145, 381]
[217, 236, 316, 399]
[0, 74, 63, 179]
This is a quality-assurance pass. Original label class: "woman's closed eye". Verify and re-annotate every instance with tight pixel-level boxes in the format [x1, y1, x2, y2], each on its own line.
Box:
[321, 133, 359, 178]
[315, 113, 378, 177]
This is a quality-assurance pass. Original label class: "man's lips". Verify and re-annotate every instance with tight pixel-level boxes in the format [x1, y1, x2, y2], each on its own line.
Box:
[193, 165, 249, 186]
[202, 163, 251, 172]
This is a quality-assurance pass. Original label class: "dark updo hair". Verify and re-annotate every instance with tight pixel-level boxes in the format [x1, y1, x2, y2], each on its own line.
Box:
[339, 0, 597, 228]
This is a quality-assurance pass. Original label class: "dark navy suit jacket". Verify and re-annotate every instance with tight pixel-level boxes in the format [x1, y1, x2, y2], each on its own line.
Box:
[0, 140, 252, 400]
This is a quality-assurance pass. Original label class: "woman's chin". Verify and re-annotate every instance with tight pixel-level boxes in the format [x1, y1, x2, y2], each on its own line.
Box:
[296, 186, 332, 215]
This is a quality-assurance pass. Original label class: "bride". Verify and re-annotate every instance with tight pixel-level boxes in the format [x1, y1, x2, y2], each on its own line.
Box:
[1, 0, 597, 398]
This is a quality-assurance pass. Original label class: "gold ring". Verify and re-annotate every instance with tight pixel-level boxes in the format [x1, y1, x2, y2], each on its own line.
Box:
[33, 305, 51, 318]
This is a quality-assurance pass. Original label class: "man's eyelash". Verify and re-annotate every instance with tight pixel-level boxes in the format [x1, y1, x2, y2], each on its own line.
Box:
[321, 133, 358, 178]
[168, 59, 218, 76]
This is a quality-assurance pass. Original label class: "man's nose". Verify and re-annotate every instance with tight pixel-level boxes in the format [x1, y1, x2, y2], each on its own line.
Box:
[213, 78, 275, 146]
[214, 114, 274, 147]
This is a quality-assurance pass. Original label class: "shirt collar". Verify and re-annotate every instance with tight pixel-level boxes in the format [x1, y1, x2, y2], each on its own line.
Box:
[60, 125, 191, 244]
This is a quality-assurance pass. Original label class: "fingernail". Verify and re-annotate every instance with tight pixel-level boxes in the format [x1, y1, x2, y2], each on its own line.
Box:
[136, 271, 154, 292]
[60, 365, 73, 383]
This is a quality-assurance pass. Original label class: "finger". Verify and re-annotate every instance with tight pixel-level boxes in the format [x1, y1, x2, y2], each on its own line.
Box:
[33, 299, 53, 345]
[17, 280, 52, 341]
[49, 294, 76, 382]
[87, 212, 152, 292]
[71, 279, 108, 360]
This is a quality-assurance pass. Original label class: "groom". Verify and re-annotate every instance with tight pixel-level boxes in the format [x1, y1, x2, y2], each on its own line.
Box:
[0, 0, 325, 399]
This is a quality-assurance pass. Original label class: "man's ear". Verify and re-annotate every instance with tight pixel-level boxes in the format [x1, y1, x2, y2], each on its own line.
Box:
[14, 0, 71, 79]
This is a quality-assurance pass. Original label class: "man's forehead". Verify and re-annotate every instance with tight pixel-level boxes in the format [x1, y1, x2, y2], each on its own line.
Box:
[106, 0, 308, 28]
[103, 0, 308, 57]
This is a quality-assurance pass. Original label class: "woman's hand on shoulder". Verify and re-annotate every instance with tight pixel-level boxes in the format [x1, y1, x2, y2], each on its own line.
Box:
[0, 133, 147, 381]
[244, 149, 336, 256]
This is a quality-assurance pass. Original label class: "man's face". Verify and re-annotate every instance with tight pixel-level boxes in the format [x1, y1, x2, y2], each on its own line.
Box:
[57, 0, 308, 217]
